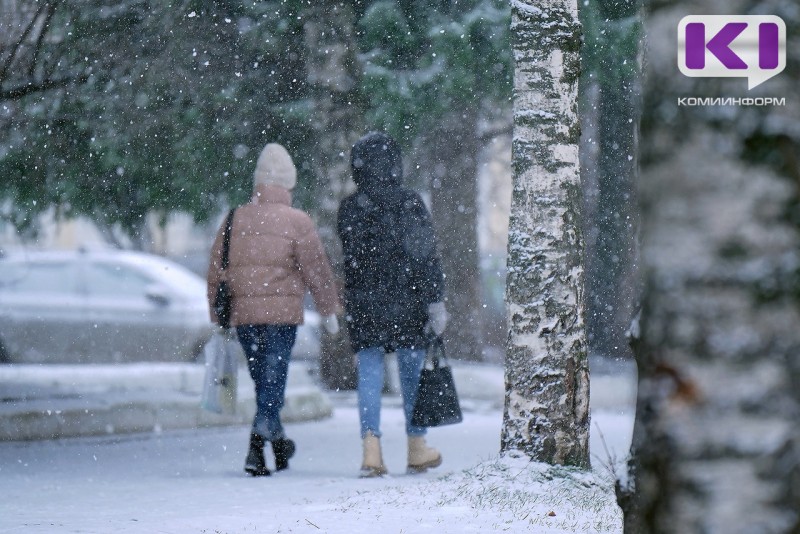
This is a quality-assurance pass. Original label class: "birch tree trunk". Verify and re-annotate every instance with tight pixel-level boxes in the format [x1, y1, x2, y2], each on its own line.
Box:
[622, 1, 800, 530]
[502, 0, 589, 467]
[303, 2, 363, 390]
[625, 135, 800, 534]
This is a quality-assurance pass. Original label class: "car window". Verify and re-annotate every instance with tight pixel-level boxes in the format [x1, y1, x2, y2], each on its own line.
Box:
[138, 261, 206, 296]
[87, 262, 155, 297]
[0, 261, 78, 294]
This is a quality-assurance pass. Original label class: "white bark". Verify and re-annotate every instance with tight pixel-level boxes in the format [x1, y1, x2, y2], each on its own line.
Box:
[629, 132, 800, 533]
[502, 0, 589, 467]
[625, 2, 800, 529]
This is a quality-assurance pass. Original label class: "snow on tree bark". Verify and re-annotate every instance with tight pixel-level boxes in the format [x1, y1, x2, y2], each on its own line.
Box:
[624, 1, 800, 530]
[627, 136, 800, 533]
[502, 0, 589, 467]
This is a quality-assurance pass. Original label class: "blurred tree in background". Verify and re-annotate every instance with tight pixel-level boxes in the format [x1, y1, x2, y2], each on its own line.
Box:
[355, 0, 512, 362]
[1, 0, 314, 245]
[580, 0, 642, 361]
[1, 0, 512, 365]
[301, 1, 364, 390]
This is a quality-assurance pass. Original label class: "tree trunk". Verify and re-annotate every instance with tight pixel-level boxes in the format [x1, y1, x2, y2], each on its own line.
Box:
[425, 109, 484, 362]
[502, 0, 589, 467]
[626, 132, 800, 533]
[302, 2, 363, 390]
[580, 2, 642, 361]
[584, 77, 640, 359]
[624, 1, 800, 529]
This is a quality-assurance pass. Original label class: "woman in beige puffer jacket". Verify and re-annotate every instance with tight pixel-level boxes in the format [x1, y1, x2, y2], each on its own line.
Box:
[207, 143, 341, 477]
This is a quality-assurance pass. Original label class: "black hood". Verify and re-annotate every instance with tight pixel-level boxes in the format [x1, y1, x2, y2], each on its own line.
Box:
[350, 132, 403, 197]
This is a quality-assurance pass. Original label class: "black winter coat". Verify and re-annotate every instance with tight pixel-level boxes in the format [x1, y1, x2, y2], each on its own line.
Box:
[337, 133, 444, 352]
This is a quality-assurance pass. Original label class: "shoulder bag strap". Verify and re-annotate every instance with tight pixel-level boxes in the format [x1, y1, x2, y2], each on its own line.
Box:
[221, 208, 235, 270]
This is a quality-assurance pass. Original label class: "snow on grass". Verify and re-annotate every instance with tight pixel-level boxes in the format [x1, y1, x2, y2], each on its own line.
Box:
[316, 454, 622, 533]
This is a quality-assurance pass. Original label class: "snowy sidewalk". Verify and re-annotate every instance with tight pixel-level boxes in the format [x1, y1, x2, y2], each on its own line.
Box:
[0, 356, 636, 443]
[0, 359, 637, 534]
[0, 398, 632, 534]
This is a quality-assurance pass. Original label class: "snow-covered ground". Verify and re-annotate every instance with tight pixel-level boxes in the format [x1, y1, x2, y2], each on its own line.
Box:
[0, 372, 634, 534]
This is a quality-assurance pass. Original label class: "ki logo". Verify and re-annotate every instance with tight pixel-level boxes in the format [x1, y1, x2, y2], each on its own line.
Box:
[678, 15, 786, 89]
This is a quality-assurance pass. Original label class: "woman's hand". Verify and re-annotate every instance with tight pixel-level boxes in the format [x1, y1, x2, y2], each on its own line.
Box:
[322, 314, 340, 335]
[426, 302, 448, 336]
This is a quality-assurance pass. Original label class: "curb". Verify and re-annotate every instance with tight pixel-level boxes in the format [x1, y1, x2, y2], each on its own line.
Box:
[0, 364, 332, 442]
[0, 387, 332, 442]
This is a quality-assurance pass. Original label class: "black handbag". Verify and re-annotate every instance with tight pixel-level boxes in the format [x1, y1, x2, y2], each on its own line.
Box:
[411, 336, 463, 427]
[213, 209, 236, 328]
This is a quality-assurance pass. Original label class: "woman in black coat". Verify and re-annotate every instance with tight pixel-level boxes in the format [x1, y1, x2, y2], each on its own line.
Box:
[337, 131, 448, 478]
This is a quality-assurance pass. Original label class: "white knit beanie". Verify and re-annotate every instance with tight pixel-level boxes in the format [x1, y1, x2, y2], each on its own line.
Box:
[253, 143, 297, 190]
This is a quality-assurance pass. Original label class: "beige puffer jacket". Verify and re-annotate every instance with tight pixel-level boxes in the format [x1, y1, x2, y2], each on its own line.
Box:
[206, 184, 341, 326]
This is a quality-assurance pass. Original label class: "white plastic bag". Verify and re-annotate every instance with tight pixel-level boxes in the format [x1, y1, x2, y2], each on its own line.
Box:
[201, 330, 238, 415]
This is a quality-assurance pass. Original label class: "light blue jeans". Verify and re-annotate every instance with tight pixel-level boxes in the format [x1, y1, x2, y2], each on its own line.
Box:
[357, 346, 427, 439]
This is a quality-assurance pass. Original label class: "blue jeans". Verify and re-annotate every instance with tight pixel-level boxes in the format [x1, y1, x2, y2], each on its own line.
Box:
[358, 346, 427, 439]
[236, 324, 297, 441]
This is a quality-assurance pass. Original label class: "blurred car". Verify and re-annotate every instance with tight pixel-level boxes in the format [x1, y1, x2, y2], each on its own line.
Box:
[0, 248, 321, 364]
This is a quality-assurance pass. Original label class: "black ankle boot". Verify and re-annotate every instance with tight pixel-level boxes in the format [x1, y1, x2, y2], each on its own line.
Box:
[244, 433, 271, 477]
[272, 437, 296, 471]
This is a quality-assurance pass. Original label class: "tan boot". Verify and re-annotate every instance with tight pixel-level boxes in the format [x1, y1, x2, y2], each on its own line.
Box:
[407, 436, 442, 474]
[360, 431, 388, 478]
